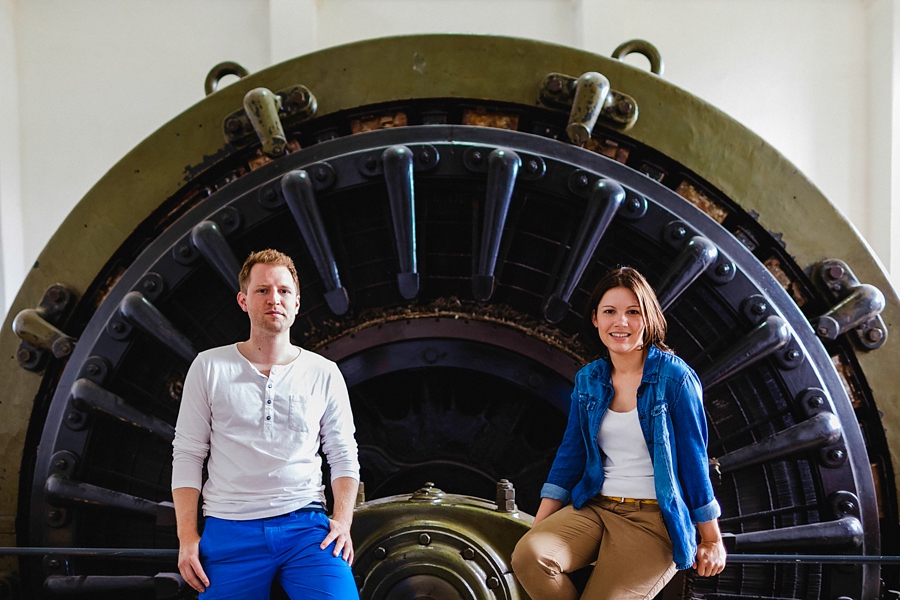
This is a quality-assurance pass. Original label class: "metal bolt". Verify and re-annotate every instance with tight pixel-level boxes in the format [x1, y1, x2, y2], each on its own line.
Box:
[462, 547, 475, 560]
[807, 396, 824, 409]
[826, 265, 845, 280]
[526, 159, 539, 174]
[626, 197, 642, 212]
[419, 533, 431, 546]
[419, 150, 432, 164]
[671, 226, 687, 240]
[178, 245, 192, 258]
[365, 156, 378, 171]
[86, 363, 100, 375]
[866, 328, 884, 343]
[817, 325, 829, 336]
[290, 89, 307, 105]
[225, 118, 242, 133]
[66, 411, 83, 425]
[142, 279, 157, 292]
[54, 458, 68, 471]
[547, 78, 562, 93]
[828, 448, 845, 462]
[616, 98, 633, 115]
[716, 263, 733, 276]
[784, 349, 800, 362]
[46, 558, 60, 570]
[222, 212, 235, 225]
[471, 150, 483, 164]
[17, 348, 33, 363]
[111, 321, 125, 333]
[374, 547, 387, 560]
[314, 167, 328, 181]
[47, 287, 63, 303]
[839, 499, 856, 514]
[486, 577, 500, 589]
[751, 301, 768, 315]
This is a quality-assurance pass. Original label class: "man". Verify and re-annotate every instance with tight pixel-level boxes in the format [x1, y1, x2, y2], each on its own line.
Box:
[172, 249, 360, 599]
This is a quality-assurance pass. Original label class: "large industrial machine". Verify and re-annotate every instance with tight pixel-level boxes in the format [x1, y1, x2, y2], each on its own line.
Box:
[1, 34, 897, 599]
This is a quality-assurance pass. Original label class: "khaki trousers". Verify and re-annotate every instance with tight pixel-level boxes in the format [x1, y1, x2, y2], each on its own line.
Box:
[511, 497, 676, 600]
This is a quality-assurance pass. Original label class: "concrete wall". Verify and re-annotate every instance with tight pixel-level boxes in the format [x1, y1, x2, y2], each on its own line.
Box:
[1, 0, 894, 314]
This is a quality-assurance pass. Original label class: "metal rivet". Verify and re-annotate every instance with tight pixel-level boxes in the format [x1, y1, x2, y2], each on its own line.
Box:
[751, 301, 768, 315]
[784, 349, 800, 361]
[420, 150, 432, 164]
[54, 459, 68, 471]
[46, 558, 60, 569]
[66, 412, 83, 424]
[178, 245, 192, 258]
[807, 396, 824, 409]
[526, 159, 539, 173]
[471, 151, 483, 164]
[17, 348, 33, 363]
[314, 167, 328, 181]
[839, 500, 856, 513]
[374, 547, 386, 560]
[86, 363, 100, 375]
[827, 265, 845, 280]
[419, 533, 431, 546]
[225, 118, 242, 133]
[716, 263, 733, 276]
[828, 449, 845, 462]
[547, 78, 562, 93]
[576, 174, 589, 187]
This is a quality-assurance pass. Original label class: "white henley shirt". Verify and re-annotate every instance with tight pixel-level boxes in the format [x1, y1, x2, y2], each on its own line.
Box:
[171, 344, 359, 519]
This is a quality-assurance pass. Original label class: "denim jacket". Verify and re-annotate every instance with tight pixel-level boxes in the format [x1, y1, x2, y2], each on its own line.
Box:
[541, 345, 721, 570]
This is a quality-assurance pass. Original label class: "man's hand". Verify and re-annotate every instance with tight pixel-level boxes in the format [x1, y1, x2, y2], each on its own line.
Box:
[177, 532, 210, 593]
[320, 516, 354, 563]
[173, 487, 209, 593]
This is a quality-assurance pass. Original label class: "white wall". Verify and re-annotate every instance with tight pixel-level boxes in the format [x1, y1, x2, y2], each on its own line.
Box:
[0, 0, 24, 313]
[3, 0, 894, 316]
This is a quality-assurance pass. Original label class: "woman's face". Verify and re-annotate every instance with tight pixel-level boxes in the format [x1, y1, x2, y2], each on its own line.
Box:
[591, 286, 646, 356]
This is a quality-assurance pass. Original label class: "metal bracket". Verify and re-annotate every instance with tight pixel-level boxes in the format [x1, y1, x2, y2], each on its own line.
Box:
[12, 284, 78, 371]
[539, 72, 638, 131]
[812, 259, 887, 350]
[223, 84, 317, 152]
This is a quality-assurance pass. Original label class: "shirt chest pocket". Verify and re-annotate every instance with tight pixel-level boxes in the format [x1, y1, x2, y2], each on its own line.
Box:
[289, 394, 324, 433]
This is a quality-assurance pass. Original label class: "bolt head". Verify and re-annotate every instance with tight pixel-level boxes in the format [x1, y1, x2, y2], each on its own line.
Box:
[828, 449, 845, 461]
[471, 151, 483, 164]
[419, 150, 432, 164]
[839, 499, 856, 513]
[486, 577, 500, 589]
[807, 396, 824, 409]
[866, 328, 884, 343]
[751, 302, 768, 315]
[225, 118, 242, 133]
[547, 78, 562, 93]
[827, 265, 845, 280]
[785, 349, 800, 361]
[462, 547, 475, 560]
[374, 547, 386, 560]
[577, 174, 589, 187]
[716, 263, 733, 276]
[419, 533, 431, 546]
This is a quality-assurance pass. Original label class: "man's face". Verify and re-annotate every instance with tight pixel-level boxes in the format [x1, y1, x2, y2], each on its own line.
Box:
[236, 263, 300, 335]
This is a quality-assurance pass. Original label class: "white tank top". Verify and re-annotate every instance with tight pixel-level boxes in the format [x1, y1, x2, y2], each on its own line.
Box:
[597, 408, 657, 499]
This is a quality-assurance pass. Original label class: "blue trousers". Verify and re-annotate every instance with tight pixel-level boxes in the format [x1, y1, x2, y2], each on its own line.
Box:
[198, 510, 359, 599]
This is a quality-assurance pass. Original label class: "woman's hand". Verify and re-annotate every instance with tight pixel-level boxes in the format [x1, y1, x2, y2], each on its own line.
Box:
[694, 519, 726, 577]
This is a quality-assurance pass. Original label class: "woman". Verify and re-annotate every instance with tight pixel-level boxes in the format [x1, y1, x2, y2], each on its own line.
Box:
[512, 267, 726, 599]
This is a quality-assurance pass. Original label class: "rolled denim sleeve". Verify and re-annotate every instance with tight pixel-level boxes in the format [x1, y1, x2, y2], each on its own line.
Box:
[671, 368, 721, 523]
[542, 380, 588, 502]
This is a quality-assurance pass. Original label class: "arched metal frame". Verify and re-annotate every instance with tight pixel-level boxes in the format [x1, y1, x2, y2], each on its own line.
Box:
[0, 35, 897, 600]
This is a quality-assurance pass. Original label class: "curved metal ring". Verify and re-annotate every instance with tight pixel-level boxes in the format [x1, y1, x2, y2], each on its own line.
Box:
[204, 61, 250, 96]
[611, 39, 664, 76]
